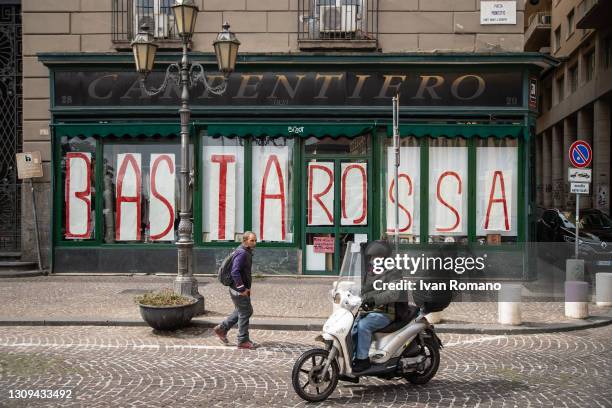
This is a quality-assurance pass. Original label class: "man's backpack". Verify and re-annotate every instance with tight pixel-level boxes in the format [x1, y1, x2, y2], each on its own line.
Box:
[218, 249, 237, 286]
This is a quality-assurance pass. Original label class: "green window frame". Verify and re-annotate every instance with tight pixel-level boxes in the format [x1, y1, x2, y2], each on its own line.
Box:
[380, 125, 527, 248]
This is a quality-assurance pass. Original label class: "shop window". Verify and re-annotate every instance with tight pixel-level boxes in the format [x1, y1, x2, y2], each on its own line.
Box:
[428, 138, 468, 243]
[102, 141, 184, 243]
[252, 137, 295, 243]
[475, 138, 518, 244]
[556, 75, 564, 103]
[554, 26, 561, 52]
[605, 36, 612, 70]
[566, 9, 575, 39]
[202, 137, 245, 242]
[385, 137, 420, 243]
[61, 136, 96, 241]
[304, 135, 369, 156]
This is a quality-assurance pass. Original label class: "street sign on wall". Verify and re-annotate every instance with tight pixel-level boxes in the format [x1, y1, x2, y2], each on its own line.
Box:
[569, 140, 592, 168]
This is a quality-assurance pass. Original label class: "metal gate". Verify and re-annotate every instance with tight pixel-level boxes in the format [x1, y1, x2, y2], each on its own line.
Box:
[0, 4, 22, 253]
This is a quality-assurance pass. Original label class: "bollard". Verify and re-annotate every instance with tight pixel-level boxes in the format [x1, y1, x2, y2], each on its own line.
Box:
[565, 281, 589, 318]
[595, 273, 612, 307]
[498, 283, 522, 325]
[566, 259, 585, 281]
[426, 312, 442, 324]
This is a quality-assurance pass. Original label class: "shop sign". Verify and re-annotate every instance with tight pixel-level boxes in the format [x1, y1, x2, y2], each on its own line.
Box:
[54, 70, 523, 108]
[313, 237, 334, 253]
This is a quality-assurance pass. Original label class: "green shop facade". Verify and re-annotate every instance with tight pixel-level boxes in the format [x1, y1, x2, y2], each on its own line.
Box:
[41, 53, 555, 278]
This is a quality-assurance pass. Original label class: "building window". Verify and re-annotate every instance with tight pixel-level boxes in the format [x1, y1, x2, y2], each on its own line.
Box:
[556, 75, 564, 103]
[61, 137, 97, 241]
[566, 9, 575, 38]
[476, 139, 518, 244]
[569, 65, 578, 93]
[605, 36, 612, 70]
[102, 140, 183, 243]
[584, 50, 595, 82]
[428, 138, 468, 244]
[112, 0, 178, 43]
[554, 27, 561, 52]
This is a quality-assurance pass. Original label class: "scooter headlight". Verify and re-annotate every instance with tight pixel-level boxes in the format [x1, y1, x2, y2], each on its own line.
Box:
[333, 293, 341, 304]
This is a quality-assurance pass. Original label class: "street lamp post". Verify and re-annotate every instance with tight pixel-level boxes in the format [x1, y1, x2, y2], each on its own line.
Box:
[131, 0, 240, 314]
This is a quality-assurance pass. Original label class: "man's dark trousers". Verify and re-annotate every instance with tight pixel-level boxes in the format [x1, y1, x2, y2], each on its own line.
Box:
[220, 288, 253, 343]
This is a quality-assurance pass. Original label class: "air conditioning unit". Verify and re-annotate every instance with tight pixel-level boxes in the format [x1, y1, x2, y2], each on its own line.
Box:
[540, 14, 551, 25]
[319, 5, 358, 33]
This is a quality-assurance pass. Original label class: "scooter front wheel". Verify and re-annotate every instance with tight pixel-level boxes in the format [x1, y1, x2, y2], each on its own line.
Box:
[291, 348, 339, 402]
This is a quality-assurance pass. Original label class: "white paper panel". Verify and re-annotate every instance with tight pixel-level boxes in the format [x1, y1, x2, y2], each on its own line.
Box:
[307, 162, 334, 226]
[386, 147, 420, 235]
[252, 147, 289, 241]
[429, 147, 468, 235]
[65, 152, 92, 239]
[115, 153, 142, 241]
[477, 147, 517, 235]
[203, 146, 244, 241]
[341, 163, 367, 226]
[149, 154, 175, 241]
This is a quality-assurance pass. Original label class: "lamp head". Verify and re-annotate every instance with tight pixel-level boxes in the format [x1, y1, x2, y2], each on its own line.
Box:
[213, 22, 240, 75]
[131, 24, 158, 75]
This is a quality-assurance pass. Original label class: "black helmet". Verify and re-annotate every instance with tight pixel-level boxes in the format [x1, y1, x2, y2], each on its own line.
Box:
[364, 240, 392, 259]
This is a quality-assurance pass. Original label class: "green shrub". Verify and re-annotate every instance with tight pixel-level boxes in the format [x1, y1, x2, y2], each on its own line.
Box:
[135, 289, 195, 306]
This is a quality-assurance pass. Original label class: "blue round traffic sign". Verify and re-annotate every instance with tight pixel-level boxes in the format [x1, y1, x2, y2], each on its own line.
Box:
[569, 140, 592, 168]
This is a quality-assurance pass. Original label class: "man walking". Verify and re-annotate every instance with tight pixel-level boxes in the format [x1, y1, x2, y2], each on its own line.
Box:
[213, 232, 257, 349]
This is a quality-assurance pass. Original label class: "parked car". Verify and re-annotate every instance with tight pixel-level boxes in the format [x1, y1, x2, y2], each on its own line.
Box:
[536, 208, 612, 278]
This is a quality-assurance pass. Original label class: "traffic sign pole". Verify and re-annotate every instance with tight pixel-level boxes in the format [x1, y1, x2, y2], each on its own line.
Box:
[575, 194, 579, 259]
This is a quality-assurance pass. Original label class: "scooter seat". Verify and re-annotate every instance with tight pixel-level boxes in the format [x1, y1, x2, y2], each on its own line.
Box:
[376, 319, 410, 334]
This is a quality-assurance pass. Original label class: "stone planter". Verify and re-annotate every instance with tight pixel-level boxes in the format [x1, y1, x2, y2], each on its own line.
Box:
[138, 300, 197, 331]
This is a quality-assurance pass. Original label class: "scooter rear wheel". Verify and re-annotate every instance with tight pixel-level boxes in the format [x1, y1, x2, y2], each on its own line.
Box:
[403, 338, 440, 385]
[291, 348, 339, 402]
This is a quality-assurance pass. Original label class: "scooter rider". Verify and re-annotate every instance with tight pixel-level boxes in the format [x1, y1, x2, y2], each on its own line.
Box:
[352, 240, 404, 373]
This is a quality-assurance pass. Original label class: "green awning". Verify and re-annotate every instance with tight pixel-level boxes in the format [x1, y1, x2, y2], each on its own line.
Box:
[54, 123, 181, 138]
[386, 124, 524, 139]
[204, 123, 374, 138]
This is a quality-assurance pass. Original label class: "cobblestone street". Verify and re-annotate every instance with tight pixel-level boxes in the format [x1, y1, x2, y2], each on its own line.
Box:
[0, 325, 610, 407]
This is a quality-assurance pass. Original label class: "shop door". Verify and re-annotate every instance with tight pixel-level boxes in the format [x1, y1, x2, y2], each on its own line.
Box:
[303, 158, 370, 275]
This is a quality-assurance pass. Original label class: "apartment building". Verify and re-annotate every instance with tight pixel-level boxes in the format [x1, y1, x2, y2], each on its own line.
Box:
[12, 0, 554, 276]
[526, 0, 612, 212]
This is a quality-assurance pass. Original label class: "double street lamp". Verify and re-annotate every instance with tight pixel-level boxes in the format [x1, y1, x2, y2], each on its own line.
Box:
[131, 0, 240, 314]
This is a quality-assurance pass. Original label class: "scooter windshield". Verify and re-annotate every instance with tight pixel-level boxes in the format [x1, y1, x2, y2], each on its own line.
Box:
[334, 241, 363, 297]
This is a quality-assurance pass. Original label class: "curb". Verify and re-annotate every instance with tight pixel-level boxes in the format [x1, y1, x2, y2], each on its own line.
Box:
[0, 315, 610, 334]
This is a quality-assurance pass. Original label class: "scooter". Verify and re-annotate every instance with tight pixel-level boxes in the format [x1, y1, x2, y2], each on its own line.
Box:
[291, 242, 445, 402]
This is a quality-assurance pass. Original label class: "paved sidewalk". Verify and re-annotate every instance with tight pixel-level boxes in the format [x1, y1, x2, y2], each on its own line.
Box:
[0, 275, 610, 334]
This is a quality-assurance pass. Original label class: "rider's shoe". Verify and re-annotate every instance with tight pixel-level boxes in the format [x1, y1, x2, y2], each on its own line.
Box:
[352, 358, 371, 373]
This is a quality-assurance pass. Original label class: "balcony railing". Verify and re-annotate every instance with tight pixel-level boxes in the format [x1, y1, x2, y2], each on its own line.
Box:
[524, 11, 551, 52]
[112, 0, 179, 45]
[297, 0, 378, 50]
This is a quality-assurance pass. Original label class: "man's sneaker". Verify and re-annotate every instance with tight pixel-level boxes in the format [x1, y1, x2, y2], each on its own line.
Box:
[237, 341, 258, 350]
[213, 325, 229, 345]
[352, 358, 371, 373]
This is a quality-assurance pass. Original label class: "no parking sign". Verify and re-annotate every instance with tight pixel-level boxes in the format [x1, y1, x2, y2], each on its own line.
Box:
[569, 140, 592, 168]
